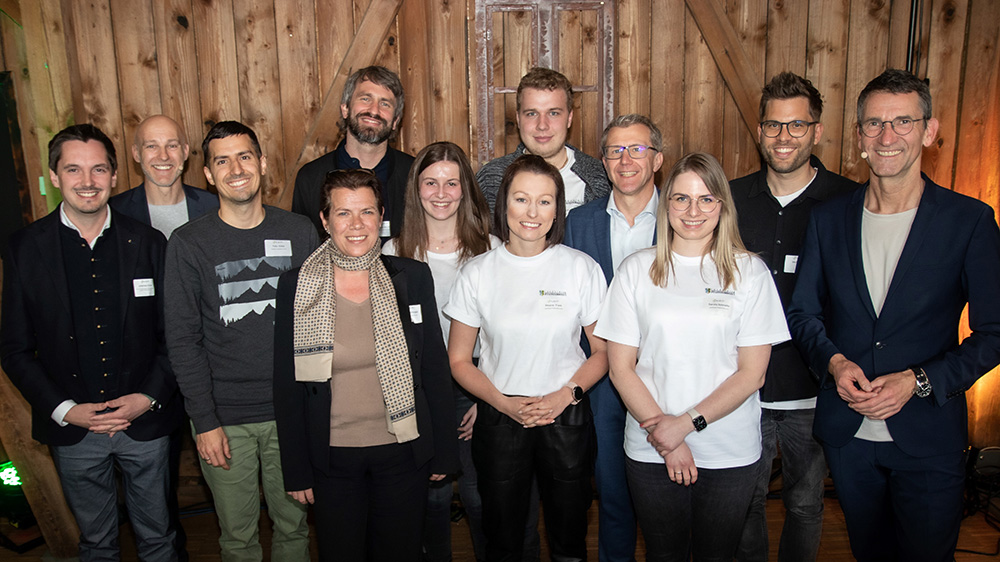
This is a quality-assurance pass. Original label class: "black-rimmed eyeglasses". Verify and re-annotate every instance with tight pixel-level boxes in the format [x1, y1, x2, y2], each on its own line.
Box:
[759, 120, 819, 138]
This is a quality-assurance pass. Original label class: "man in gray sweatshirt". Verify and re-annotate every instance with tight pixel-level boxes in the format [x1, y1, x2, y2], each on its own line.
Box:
[165, 121, 319, 561]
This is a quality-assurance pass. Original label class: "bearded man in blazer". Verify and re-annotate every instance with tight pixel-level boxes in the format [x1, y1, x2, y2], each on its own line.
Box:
[0, 124, 181, 561]
[788, 69, 1000, 561]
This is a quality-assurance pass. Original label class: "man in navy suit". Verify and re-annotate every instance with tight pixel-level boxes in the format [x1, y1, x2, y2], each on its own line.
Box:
[1, 124, 182, 560]
[564, 114, 663, 562]
[110, 115, 218, 239]
[788, 69, 1000, 561]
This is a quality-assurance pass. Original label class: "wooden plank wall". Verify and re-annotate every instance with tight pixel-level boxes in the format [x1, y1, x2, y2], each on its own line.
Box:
[0, 0, 997, 440]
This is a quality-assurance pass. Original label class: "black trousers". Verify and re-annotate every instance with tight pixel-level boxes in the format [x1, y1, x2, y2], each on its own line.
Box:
[472, 398, 595, 562]
[312, 443, 429, 562]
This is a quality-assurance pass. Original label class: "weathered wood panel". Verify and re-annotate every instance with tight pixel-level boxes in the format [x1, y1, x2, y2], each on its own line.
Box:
[649, 0, 685, 166]
[109, 0, 161, 190]
[274, 0, 320, 208]
[398, 0, 432, 156]
[923, 0, 968, 188]
[64, 0, 132, 191]
[152, 0, 206, 188]
[765, 0, 807, 77]
[192, 0, 241, 126]
[615, 0, 650, 117]
[427, 0, 471, 148]
[683, 7, 724, 158]
[723, 0, 766, 178]
[806, 0, 851, 173]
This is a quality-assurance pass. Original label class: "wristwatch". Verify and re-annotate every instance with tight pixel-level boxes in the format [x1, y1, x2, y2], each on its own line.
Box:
[687, 408, 707, 432]
[909, 365, 932, 398]
[565, 382, 584, 405]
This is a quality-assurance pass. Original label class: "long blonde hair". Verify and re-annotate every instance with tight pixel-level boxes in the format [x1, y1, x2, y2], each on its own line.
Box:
[649, 152, 748, 289]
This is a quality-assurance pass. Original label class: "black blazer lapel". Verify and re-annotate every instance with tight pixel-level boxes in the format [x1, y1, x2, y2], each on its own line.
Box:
[31, 213, 73, 317]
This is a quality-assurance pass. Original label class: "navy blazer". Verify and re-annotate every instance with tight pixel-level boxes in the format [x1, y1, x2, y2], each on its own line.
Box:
[564, 194, 657, 285]
[0, 209, 182, 446]
[110, 183, 219, 226]
[787, 175, 1000, 457]
[273, 255, 457, 492]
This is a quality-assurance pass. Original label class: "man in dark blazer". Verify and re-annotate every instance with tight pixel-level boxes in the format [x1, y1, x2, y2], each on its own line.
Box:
[788, 69, 1000, 561]
[110, 114, 219, 239]
[292, 66, 413, 239]
[563, 114, 662, 562]
[0, 124, 182, 561]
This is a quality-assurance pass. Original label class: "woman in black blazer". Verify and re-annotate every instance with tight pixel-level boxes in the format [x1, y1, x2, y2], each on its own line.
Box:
[273, 169, 456, 562]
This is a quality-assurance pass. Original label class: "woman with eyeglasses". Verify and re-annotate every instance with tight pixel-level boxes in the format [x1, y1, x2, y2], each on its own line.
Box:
[595, 152, 790, 561]
[383, 142, 498, 562]
[445, 155, 608, 561]
[273, 169, 457, 561]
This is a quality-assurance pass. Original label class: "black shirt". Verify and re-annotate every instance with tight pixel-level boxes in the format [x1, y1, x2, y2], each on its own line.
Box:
[731, 155, 860, 402]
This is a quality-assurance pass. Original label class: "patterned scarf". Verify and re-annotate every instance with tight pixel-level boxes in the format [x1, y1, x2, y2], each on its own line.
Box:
[292, 238, 418, 443]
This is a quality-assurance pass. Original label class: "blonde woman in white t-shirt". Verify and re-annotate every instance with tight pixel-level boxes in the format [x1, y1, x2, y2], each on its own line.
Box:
[595, 152, 790, 561]
[445, 155, 608, 562]
[384, 141, 497, 562]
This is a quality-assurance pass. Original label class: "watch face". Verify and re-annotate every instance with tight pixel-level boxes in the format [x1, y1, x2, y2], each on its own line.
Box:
[573, 386, 585, 401]
[692, 416, 707, 432]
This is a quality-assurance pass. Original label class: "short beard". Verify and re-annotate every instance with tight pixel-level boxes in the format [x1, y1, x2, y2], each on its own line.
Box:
[761, 142, 813, 175]
[347, 112, 393, 145]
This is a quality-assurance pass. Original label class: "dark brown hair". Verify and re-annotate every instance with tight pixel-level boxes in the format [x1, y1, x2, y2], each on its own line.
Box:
[396, 142, 491, 263]
[493, 155, 565, 247]
[759, 72, 823, 121]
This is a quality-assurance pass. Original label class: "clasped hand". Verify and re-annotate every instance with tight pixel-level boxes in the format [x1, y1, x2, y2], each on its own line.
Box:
[496, 388, 573, 428]
[65, 393, 152, 437]
[829, 355, 915, 420]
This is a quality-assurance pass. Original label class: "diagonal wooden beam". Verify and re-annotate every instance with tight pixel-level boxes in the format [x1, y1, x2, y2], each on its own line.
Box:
[284, 0, 403, 196]
[0, 0, 21, 26]
[685, 0, 763, 137]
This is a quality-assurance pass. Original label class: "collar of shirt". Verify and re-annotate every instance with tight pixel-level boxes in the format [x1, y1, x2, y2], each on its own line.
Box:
[334, 139, 391, 190]
[607, 189, 659, 272]
[60, 203, 112, 250]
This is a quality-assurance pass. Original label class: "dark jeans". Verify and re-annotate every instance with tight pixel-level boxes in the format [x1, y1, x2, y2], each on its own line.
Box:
[737, 408, 826, 562]
[313, 443, 429, 562]
[590, 375, 637, 562]
[473, 398, 594, 562]
[423, 386, 487, 562]
[824, 438, 965, 562]
[626, 457, 756, 562]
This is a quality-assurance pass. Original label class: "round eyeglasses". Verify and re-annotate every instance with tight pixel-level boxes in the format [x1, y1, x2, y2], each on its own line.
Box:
[602, 145, 657, 159]
[668, 194, 721, 213]
[858, 117, 927, 138]
[759, 120, 819, 138]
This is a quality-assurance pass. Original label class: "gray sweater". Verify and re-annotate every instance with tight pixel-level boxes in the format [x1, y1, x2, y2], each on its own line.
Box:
[475, 143, 611, 215]
[165, 207, 320, 432]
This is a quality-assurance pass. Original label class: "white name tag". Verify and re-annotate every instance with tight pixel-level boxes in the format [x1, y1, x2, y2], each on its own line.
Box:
[703, 295, 732, 316]
[133, 278, 155, 297]
[784, 255, 799, 274]
[265, 239, 292, 257]
[409, 304, 423, 324]
[380, 221, 391, 238]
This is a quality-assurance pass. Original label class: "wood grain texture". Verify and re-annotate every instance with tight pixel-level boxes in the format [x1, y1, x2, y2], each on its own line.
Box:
[64, 0, 131, 191]
[427, 0, 470, 148]
[615, 0, 651, 116]
[109, 0, 161, 191]
[722, 0, 767, 179]
[650, 0, 686, 167]
[922, 0, 968, 188]
[152, 0, 206, 189]
[192, 0, 241, 126]
[955, 0, 1000, 447]
[274, 0, 320, 209]
[684, 7, 724, 157]
[398, 0, 431, 156]
[839, 0, 892, 183]
[765, 0, 808, 77]
[685, 0, 762, 143]
[233, 0, 286, 206]
[807, 0, 850, 173]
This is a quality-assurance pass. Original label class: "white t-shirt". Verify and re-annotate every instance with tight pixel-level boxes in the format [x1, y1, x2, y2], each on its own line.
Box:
[444, 244, 607, 396]
[595, 249, 790, 469]
[382, 235, 501, 349]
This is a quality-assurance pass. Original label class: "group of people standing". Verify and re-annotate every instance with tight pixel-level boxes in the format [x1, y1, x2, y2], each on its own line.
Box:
[1, 61, 998, 562]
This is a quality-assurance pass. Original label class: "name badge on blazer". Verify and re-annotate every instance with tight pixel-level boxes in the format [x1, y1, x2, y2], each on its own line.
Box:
[133, 278, 155, 297]
[409, 304, 423, 324]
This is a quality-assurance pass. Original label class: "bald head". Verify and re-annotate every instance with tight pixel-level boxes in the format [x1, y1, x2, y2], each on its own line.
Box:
[132, 115, 190, 191]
